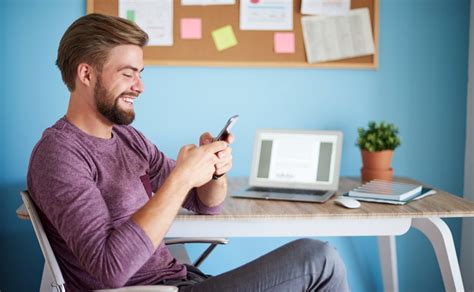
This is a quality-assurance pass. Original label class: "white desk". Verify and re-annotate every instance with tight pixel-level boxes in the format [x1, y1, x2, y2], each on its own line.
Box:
[168, 177, 474, 292]
[18, 177, 474, 291]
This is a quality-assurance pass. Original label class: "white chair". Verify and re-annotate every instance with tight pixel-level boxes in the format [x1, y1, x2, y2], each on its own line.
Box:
[20, 191, 228, 292]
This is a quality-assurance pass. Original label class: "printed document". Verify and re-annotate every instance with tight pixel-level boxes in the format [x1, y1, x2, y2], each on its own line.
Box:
[301, 0, 351, 16]
[240, 0, 293, 31]
[181, 0, 235, 5]
[301, 7, 374, 63]
[119, 0, 173, 46]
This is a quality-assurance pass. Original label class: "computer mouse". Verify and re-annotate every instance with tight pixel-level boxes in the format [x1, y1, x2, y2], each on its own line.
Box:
[334, 196, 361, 209]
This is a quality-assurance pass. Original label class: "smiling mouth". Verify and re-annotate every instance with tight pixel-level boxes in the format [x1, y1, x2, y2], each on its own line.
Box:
[121, 97, 135, 104]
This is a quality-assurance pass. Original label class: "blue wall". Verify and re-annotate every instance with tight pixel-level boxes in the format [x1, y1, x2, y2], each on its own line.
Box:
[0, 0, 470, 291]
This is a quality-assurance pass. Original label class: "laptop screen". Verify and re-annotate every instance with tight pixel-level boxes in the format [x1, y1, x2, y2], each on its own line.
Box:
[249, 129, 343, 191]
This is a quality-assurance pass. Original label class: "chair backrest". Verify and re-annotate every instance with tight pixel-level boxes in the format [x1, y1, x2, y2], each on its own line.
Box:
[20, 191, 66, 291]
[21, 191, 179, 292]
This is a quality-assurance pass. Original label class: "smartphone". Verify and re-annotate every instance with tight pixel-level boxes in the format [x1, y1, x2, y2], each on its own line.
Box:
[214, 115, 239, 142]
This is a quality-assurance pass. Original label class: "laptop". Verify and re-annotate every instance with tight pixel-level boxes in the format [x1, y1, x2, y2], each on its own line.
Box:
[231, 129, 343, 203]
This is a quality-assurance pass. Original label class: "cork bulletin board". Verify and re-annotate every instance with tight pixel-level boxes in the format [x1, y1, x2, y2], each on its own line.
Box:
[87, 0, 379, 68]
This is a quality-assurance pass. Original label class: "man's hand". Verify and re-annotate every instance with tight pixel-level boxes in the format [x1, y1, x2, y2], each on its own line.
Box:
[193, 132, 234, 208]
[199, 132, 234, 178]
[174, 140, 228, 189]
[132, 139, 227, 249]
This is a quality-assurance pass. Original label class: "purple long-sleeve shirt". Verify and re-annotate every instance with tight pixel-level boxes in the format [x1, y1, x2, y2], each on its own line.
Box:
[27, 118, 223, 291]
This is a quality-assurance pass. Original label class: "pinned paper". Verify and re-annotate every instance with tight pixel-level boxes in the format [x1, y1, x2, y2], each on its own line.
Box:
[181, 18, 202, 39]
[240, 0, 293, 31]
[301, 8, 374, 63]
[301, 0, 351, 16]
[182, 0, 235, 5]
[274, 32, 295, 54]
[126, 10, 135, 21]
[119, 0, 173, 46]
[211, 25, 238, 51]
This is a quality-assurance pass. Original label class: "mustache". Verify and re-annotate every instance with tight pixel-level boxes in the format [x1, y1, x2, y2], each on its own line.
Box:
[119, 91, 140, 98]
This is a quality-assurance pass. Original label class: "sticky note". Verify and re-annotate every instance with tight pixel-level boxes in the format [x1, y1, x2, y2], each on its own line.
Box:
[181, 18, 202, 39]
[126, 10, 135, 22]
[274, 32, 295, 54]
[211, 25, 238, 52]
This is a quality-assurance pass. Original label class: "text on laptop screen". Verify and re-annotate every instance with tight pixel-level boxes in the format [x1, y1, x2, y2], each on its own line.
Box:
[255, 133, 338, 185]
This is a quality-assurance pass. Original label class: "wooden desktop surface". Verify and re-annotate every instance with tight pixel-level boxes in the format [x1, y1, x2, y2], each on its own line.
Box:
[17, 177, 474, 220]
[182, 177, 474, 220]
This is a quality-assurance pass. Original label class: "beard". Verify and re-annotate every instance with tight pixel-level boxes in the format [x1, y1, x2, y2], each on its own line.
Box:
[94, 76, 136, 125]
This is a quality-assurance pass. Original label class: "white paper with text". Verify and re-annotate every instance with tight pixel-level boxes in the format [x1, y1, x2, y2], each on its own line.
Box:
[182, 0, 235, 5]
[301, 7, 374, 63]
[119, 0, 173, 46]
[301, 0, 351, 16]
[240, 0, 293, 31]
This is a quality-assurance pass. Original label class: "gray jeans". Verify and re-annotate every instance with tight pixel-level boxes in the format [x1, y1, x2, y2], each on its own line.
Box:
[162, 238, 349, 292]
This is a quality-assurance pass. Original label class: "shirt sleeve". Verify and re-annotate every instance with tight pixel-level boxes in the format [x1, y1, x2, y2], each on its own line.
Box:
[27, 135, 155, 288]
[135, 130, 224, 215]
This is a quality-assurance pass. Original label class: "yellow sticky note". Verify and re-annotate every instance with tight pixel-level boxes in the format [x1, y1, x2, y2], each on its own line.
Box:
[211, 25, 237, 52]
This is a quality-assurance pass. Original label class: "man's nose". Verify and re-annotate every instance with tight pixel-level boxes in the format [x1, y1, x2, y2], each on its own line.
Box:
[132, 76, 144, 94]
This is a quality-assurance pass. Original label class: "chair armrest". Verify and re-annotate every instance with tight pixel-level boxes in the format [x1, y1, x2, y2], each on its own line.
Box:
[165, 237, 229, 245]
[165, 238, 229, 267]
[95, 285, 178, 292]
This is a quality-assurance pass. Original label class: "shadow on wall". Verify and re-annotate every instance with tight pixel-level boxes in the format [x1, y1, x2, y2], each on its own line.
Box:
[0, 183, 44, 291]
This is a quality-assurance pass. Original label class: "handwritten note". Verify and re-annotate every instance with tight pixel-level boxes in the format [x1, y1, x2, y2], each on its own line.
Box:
[181, 18, 202, 39]
[211, 25, 238, 51]
[274, 32, 295, 54]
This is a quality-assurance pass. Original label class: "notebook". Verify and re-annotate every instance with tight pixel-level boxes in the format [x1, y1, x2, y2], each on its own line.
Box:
[343, 186, 436, 205]
[231, 129, 343, 203]
[347, 180, 422, 201]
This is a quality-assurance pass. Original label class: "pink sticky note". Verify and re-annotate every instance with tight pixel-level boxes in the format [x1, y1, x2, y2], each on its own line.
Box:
[274, 32, 295, 54]
[181, 18, 202, 40]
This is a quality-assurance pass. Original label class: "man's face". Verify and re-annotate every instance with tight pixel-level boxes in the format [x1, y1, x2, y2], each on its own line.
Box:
[93, 45, 144, 125]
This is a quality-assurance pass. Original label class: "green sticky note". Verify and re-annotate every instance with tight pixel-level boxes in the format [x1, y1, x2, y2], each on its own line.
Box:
[211, 25, 237, 52]
[127, 10, 135, 22]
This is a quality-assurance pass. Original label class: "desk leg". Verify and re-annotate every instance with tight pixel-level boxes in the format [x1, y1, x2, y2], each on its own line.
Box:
[412, 218, 464, 291]
[378, 236, 399, 292]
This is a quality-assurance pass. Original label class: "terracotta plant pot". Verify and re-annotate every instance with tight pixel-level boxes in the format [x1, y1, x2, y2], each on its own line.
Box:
[361, 167, 393, 183]
[360, 150, 394, 183]
[361, 150, 393, 170]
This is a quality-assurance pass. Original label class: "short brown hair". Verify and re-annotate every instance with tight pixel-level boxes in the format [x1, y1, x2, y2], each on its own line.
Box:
[56, 13, 149, 92]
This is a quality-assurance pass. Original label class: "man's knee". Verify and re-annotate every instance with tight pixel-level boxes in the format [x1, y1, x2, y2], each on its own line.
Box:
[291, 238, 347, 277]
[290, 239, 348, 291]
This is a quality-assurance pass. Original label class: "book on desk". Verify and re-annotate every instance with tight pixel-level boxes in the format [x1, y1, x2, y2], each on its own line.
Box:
[344, 180, 436, 205]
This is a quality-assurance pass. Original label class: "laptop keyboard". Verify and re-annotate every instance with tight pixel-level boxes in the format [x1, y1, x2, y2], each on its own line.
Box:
[246, 186, 328, 196]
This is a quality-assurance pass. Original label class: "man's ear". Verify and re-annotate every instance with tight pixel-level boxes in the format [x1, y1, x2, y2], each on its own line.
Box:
[76, 63, 95, 88]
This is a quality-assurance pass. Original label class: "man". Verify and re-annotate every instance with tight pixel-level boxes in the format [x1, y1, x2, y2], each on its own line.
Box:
[28, 13, 349, 291]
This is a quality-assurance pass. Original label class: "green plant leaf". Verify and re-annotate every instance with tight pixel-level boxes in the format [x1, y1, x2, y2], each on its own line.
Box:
[356, 120, 401, 151]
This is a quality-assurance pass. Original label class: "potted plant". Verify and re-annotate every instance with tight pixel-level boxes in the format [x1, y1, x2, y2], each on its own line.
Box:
[356, 121, 401, 183]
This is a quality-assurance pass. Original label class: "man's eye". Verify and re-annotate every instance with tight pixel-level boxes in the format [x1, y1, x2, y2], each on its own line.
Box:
[123, 73, 132, 78]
